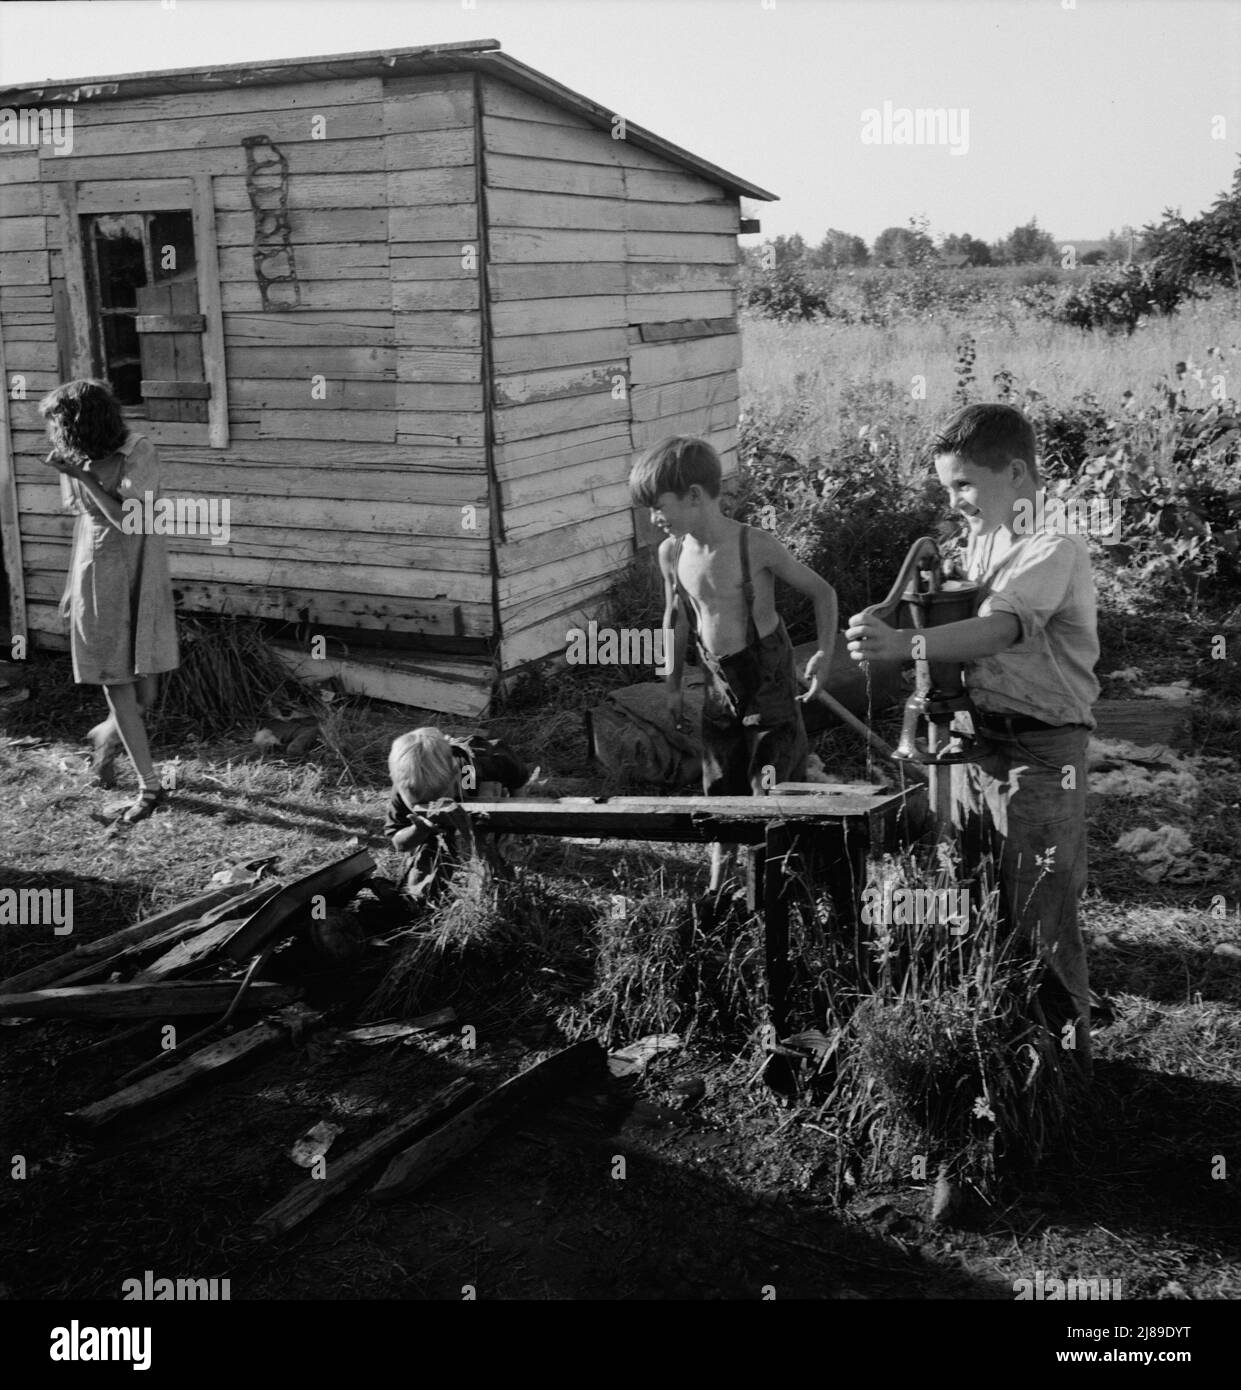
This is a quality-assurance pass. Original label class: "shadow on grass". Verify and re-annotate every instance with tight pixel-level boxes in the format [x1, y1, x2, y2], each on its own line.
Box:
[158, 788, 376, 839]
[1024, 1056, 1241, 1286]
[1090, 940, 1241, 1008]
[0, 866, 144, 980]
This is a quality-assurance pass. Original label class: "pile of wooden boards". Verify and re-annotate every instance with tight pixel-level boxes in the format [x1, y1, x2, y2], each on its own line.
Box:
[4, 849, 610, 1239]
[254, 1039, 606, 1237]
[0, 849, 377, 1127]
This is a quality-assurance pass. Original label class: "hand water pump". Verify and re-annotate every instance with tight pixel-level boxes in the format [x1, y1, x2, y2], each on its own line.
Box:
[861, 536, 993, 767]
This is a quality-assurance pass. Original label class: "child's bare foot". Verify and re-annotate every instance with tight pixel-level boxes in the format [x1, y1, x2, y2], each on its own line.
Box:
[87, 722, 121, 788]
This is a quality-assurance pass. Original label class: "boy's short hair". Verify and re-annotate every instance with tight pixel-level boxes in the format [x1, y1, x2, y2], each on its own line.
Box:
[629, 436, 722, 506]
[389, 727, 459, 805]
[931, 403, 1039, 482]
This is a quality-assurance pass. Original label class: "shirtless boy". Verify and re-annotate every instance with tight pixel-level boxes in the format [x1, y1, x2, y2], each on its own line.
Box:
[629, 437, 839, 889]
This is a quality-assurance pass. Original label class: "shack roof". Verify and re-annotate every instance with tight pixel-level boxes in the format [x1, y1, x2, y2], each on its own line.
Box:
[0, 39, 778, 202]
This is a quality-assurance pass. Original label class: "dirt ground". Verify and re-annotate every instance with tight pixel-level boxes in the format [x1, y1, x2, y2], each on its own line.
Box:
[1, 644, 1240, 1327]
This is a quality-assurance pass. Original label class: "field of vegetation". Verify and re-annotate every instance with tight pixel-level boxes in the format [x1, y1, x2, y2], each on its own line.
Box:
[1, 190, 1239, 1304]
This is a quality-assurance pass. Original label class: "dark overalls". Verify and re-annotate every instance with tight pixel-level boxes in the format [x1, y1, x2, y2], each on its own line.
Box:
[674, 524, 809, 796]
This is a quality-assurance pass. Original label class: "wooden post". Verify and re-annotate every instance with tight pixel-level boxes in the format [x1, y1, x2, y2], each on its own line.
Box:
[0, 315, 27, 648]
[56, 181, 93, 379]
[190, 174, 229, 449]
[763, 822, 796, 1039]
[927, 765, 955, 841]
[743, 844, 764, 914]
[925, 716, 956, 842]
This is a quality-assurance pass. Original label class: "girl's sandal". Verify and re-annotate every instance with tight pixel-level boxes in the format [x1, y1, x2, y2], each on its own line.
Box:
[120, 787, 167, 824]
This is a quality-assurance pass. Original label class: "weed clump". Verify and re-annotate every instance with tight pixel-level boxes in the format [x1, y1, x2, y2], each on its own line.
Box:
[811, 850, 1082, 1205]
[366, 866, 597, 1031]
[560, 886, 767, 1046]
[154, 615, 312, 738]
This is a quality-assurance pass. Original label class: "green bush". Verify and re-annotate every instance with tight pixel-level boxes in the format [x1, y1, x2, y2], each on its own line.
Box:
[1013, 381, 1241, 610]
[734, 382, 944, 633]
[740, 262, 832, 322]
[1143, 159, 1241, 288]
[729, 369, 1241, 635]
[1049, 261, 1201, 333]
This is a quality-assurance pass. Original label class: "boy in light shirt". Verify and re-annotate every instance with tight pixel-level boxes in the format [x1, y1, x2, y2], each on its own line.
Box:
[846, 403, 1099, 1071]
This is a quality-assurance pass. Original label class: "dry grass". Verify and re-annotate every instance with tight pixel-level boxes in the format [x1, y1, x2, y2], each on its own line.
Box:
[739, 294, 1241, 428]
[781, 848, 1081, 1206]
[364, 865, 600, 1033]
[153, 615, 312, 738]
[559, 883, 768, 1047]
[3, 282, 1240, 1294]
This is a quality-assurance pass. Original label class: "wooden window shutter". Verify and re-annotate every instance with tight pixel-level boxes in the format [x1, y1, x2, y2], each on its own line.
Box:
[58, 175, 229, 449]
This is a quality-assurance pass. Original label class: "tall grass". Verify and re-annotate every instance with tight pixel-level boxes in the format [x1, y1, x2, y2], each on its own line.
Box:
[740, 293, 1241, 433]
[798, 846, 1081, 1204]
[154, 615, 313, 738]
[366, 866, 599, 1030]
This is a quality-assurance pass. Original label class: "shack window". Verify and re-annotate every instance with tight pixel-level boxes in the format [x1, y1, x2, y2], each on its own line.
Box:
[82, 209, 209, 424]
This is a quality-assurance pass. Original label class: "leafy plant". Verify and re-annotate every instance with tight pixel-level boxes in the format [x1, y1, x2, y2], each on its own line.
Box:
[1049, 261, 1201, 333]
[952, 333, 977, 406]
[740, 262, 832, 322]
[1143, 158, 1241, 288]
[732, 380, 943, 632]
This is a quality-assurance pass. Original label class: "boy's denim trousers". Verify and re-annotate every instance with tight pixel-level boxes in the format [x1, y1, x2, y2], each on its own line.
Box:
[950, 722, 1092, 1070]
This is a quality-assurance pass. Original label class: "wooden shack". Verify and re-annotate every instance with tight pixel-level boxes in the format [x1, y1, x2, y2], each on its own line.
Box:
[0, 40, 774, 715]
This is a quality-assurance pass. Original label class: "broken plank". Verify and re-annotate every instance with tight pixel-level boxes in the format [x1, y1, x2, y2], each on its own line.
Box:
[370, 1040, 606, 1201]
[636, 315, 737, 343]
[0, 880, 262, 994]
[339, 1008, 458, 1043]
[0, 979, 298, 1020]
[68, 1004, 321, 1129]
[135, 916, 265, 982]
[255, 1077, 477, 1237]
[220, 849, 376, 962]
[53, 884, 282, 988]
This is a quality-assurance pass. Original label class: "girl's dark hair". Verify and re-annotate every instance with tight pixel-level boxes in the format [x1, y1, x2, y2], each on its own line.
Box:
[38, 379, 129, 463]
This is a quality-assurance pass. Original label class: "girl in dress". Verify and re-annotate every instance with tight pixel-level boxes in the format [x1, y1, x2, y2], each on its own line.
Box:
[38, 380, 179, 823]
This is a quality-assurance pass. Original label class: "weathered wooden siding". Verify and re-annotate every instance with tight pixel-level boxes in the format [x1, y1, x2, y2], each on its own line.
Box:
[479, 77, 742, 671]
[0, 150, 54, 641]
[1, 75, 494, 644]
[3, 62, 752, 684]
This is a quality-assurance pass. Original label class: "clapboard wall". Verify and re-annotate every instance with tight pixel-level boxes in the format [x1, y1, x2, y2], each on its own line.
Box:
[0, 44, 766, 705]
[478, 78, 742, 672]
[0, 72, 494, 648]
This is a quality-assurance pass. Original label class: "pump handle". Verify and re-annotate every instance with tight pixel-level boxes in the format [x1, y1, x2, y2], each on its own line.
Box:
[860, 536, 941, 627]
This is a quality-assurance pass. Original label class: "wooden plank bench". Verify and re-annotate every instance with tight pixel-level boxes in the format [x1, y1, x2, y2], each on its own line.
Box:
[426, 784, 926, 1035]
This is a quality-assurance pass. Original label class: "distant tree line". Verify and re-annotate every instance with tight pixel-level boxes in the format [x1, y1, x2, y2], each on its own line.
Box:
[745, 218, 1147, 270]
[740, 159, 1241, 328]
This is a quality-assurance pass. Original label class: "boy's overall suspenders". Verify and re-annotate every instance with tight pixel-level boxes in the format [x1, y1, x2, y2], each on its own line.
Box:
[673, 525, 761, 658]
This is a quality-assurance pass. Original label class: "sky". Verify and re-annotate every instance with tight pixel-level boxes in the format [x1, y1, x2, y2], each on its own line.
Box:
[1, 0, 1238, 248]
